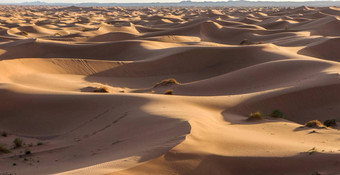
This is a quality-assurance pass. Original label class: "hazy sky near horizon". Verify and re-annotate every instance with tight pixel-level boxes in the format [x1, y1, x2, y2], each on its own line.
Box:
[0, 0, 320, 3]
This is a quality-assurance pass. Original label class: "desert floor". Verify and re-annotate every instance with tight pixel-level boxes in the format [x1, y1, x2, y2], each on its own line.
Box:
[0, 5, 340, 175]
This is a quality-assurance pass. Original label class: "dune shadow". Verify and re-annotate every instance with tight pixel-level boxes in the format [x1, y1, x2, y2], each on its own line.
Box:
[167, 152, 340, 175]
[0, 90, 191, 174]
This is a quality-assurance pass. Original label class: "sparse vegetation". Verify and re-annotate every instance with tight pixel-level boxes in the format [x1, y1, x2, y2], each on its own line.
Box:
[323, 119, 336, 127]
[311, 171, 321, 175]
[82, 28, 97, 32]
[305, 120, 324, 128]
[0, 144, 10, 153]
[1, 131, 7, 137]
[240, 39, 250, 45]
[37, 142, 43, 146]
[154, 78, 180, 88]
[13, 138, 23, 148]
[270, 109, 284, 118]
[25, 149, 31, 155]
[308, 147, 318, 155]
[164, 89, 173, 95]
[240, 39, 265, 45]
[19, 31, 28, 36]
[247, 111, 263, 121]
[93, 87, 109, 93]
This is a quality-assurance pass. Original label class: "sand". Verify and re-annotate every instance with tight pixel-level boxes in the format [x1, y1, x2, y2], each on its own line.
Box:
[0, 5, 340, 175]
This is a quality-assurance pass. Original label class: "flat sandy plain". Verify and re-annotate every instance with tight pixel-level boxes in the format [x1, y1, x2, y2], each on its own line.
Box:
[0, 5, 340, 175]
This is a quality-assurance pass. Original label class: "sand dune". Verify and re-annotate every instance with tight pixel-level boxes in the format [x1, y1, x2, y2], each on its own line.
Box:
[0, 5, 340, 175]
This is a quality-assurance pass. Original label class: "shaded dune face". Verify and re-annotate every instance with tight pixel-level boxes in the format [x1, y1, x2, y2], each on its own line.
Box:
[0, 5, 340, 175]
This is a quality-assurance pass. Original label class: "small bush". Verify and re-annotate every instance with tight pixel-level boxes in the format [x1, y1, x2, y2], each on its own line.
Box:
[164, 90, 173, 95]
[13, 138, 23, 148]
[19, 31, 28, 36]
[240, 39, 265, 45]
[154, 78, 179, 88]
[270, 110, 284, 118]
[308, 147, 318, 155]
[1, 131, 7, 137]
[247, 111, 263, 121]
[323, 119, 336, 127]
[37, 142, 43, 146]
[305, 120, 324, 128]
[0, 144, 10, 153]
[240, 39, 251, 45]
[93, 87, 109, 93]
[25, 149, 31, 155]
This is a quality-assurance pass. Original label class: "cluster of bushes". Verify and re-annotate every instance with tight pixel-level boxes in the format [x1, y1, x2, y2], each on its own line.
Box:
[246, 110, 338, 129]
[247, 109, 285, 121]
[304, 119, 337, 128]
[0, 138, 23, 154]
[0, 136, 44, 155]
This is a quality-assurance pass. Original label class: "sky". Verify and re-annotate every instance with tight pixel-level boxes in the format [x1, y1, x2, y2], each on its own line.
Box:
[0, 0, 334, 3]
[1, 0, 183, 2]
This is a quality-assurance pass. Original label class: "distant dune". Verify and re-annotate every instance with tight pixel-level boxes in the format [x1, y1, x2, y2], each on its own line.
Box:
[0, 5, 340, 175]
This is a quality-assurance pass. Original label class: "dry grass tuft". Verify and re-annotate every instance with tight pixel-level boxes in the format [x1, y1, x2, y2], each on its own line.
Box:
[19, 31, 29, 36]
[13, 138, 23, 148]
[164, 90, 173, 95]
[307, 147, 318, 155]
[240, 39, 265, 45]
[0, 144, 10, 153]
[247, 111, 263, 121]
[93, 87, 109, 93]
[305, 120, 324, 128]
[154, 78, 179, 88]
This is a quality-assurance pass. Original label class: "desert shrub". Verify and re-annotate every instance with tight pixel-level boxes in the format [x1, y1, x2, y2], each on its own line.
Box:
[305, 120, 323, 128]
[25, 149, 31, 155]
[164, 90, 173, 95]
[1, 131, 7, 137]
[37, 142, 43, 146]
[240, 39, 251, 45]
[240, 39, 265, 45]
[13, 138, 23, 148]
[323, 119, 336, 127]
[0, 144, 10, 153]
[93, 87, 109, 93]
[311, 171, 321, 175]
[154, 78, 179, 88]
[270, 110, 284, 118]
[247, 111, 263, 121]
[308, 147, 318, 155]
[19, 31, 28, 36]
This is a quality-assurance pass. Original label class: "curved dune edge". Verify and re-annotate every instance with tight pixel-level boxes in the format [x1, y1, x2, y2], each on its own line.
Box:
[0, 5, 340, 175]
